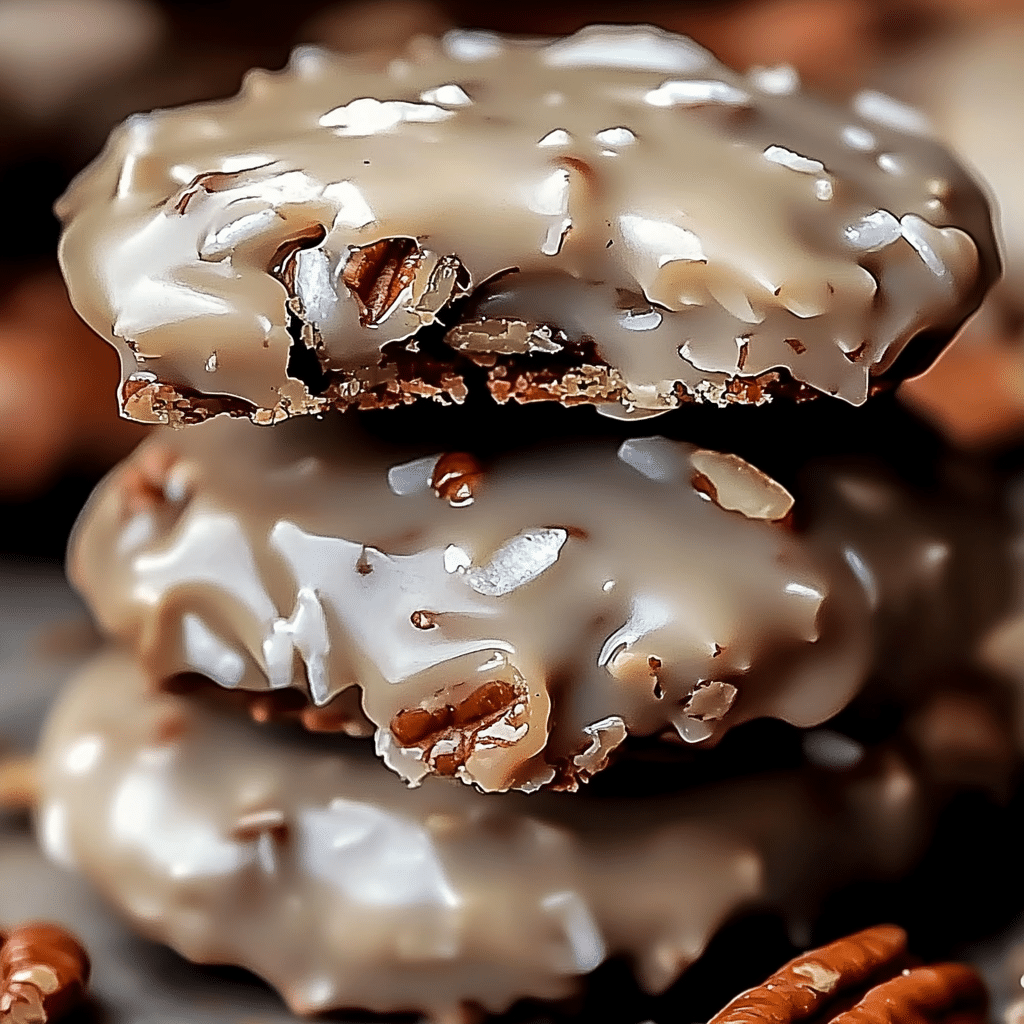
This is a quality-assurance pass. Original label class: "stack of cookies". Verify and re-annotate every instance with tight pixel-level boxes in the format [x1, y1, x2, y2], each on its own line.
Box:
[35, 24, 1018, 1021]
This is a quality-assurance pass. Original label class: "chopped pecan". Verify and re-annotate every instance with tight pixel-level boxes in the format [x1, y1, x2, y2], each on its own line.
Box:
[342, 237, 422, 326]
[389, 680, 524, 776]
[689, 449, 794, 522]
[118, 443, 178, 515]
[486, 361, 627, 406]
[431, 452, 483, 507]
[0, 923, 90, 1024]
[120, 377, 258, 426]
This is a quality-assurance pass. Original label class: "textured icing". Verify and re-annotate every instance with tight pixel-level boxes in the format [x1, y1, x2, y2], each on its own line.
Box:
[65, 412, 885, 792]
[56, 25, 998, 425]
[36, 648, 944, 1020]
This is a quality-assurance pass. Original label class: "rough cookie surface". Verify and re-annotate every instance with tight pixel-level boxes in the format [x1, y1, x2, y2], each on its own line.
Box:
[36, 649, 942, 1021]
[69, 416, 875, 793]
[57, 25, 998, 424]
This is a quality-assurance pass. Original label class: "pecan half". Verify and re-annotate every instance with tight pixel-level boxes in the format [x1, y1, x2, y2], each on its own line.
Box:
[342, 237, 422, 326]
[0, 923, 90, 1024]
[708, 924, 986, 1024]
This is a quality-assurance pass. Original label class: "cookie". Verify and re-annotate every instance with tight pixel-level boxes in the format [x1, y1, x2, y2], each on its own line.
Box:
[36, 648, 965, 1021]
[57, 25, 998, 425]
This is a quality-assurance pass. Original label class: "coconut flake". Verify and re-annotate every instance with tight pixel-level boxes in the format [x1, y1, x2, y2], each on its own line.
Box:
[618, 308, 663, 332]
[319, 97, 453, 136]
[419, 83, 472, 106]
[442, 29, 504, 61]
[324, 180, 376, 229]
[900, 214, 949, 279]
[595, 126, 636, 146]
[199, 208, 281, 261]
[853, 89, 932, 137]
[293, 247, 337, 324]
[843, 209, 901, 251]
[443, 544, 472, 574]
[689, 449, 794, 521]
[387, 454, 441, 496]
[465, 528, 568, 597]
[529, 168, 570, 216]
[645, 79, 750, 107]
[537, 128, 572, 147]
[748, 64, 799, 95]
[763, 145, 824, 175]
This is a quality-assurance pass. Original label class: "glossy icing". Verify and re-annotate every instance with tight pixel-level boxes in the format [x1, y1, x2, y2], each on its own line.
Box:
[71, 412, 1003, 793]
[36, 648, 946, 1021]
[57, 25, 998, 425]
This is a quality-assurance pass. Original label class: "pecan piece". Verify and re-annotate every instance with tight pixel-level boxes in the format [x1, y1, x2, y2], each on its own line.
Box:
[708, 924, 986, 1024]
[342, 237, 422, 326]
[431, 452, 483, 507]
[839, 962, 987, 1024]
[0, 923, 90, 1024]
[389, 679, 525, 777]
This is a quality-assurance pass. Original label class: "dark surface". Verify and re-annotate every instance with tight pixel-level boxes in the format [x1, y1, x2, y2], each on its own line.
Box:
[0, 474, 98, 562]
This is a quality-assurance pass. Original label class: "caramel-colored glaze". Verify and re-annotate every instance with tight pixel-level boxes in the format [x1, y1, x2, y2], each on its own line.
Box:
[69, 415, 877, 793]
[36, 648, 947, 1021]
[57, 25, 997, 426]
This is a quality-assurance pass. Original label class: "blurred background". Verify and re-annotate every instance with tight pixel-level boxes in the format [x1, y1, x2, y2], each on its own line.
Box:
[3, 0, 1024, 558]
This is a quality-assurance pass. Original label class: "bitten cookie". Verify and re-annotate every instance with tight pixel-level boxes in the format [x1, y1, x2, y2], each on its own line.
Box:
[57, 26, 997, 425]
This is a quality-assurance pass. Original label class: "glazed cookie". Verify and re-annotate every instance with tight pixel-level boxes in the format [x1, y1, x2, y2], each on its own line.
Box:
[71, 413, 1011, 793]
[36, 648, 957, 1022]
[70, 415, 875, 793]
[57, 25, 997, 425]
